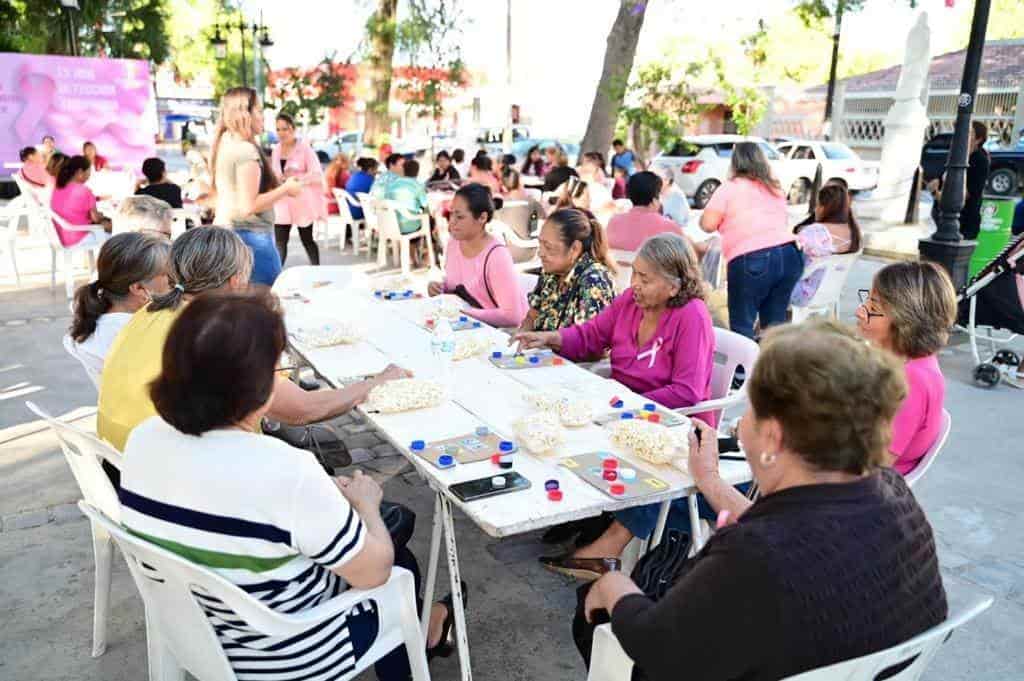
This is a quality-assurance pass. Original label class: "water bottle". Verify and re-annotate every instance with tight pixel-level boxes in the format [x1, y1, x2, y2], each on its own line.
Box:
[430, 316, 456, 395]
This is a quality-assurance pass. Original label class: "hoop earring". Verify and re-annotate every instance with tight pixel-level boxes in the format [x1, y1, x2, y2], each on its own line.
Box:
[759, 451, 777, 467]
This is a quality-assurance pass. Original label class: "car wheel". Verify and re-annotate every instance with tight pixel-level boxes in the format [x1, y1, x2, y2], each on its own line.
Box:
[693, 180, 720, 209]
[316, 150, 330, 165]
[987, 168, 1018, 196]
[787, 179, 811, 205]
[973, 363, 1001, 388]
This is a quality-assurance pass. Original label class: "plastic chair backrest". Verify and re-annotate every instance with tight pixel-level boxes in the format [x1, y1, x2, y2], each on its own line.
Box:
[12, 173, 47, 209]
[495, 201, 536, 262]
[782, 596, 993, 681]
[170, 209, 191, 240]
[797, 251, 862, 311]
[610, 248, 636, 293]
[25, 401, 121, 521]
[376, 200, 403, 239]
[332, 188, 358, 224]
[62, 334, 101, 390]
[356, 192, 378, 229]
[709, 327, 759, 402]
[903, 409, 951, 488]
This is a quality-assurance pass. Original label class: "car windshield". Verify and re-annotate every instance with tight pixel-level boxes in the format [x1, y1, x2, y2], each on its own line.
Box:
[757, 142, 781, 160]
[821, 143, 855, 160]
[665, 140, 702, 157]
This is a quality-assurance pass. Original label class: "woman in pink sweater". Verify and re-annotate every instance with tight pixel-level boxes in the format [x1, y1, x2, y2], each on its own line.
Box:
[428, 184, 527, 327]
[514, 233, 715, 578]
[856, 261, 958, 476]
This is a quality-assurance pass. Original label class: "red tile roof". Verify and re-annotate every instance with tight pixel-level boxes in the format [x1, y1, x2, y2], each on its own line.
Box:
[808, 39, 1024, 94]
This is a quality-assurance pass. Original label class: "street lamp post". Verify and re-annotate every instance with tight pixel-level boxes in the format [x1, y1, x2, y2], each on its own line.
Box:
[917, 0, 991, 289]
[209, 12, 272, 92]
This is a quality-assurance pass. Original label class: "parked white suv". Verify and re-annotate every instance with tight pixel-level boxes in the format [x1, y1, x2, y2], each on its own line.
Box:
[774, 140, 879, 201]
[651, 135, 800, 208]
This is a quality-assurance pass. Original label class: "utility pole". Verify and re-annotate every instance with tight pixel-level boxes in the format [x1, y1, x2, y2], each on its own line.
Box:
[918, 0, 991, 289]
[822, 3, 844, 140]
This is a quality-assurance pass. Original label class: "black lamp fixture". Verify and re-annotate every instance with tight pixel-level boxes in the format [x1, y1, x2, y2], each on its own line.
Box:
[208, 12, 272, 88]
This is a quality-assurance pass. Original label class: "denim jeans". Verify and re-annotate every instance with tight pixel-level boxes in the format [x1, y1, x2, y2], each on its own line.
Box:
[615, 483, 754, 539]
[726, 242, 804, 340]
[236, 229, 283, 287]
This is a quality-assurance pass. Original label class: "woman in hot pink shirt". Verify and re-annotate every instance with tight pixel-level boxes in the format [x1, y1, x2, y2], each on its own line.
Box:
[700, 142, 801, 339]
[272, 113, 327, 266]
[606, 171, 682, 251]
[428, 184, 527, 327]
[514, 233, 715, 578]
[856, 261, 958, 476]
[50, 155, 111, 247]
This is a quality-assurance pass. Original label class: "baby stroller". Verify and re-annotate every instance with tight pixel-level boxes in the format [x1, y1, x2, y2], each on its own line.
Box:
[957, 232, 1024, 388]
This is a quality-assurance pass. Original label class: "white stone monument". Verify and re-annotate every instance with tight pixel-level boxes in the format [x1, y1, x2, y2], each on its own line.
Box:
[859, 11, 932, 222]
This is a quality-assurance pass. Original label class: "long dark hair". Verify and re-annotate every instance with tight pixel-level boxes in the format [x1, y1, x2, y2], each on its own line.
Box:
[454, 183, 502, 224]
[56, 155, 91, 189]
[70, 232, 171, 342]
[545, 208, 616, 273]
[794, 183, 862, 252]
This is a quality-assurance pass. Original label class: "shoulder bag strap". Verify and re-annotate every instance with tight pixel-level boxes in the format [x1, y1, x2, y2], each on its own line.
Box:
[481, 243, 505, 308]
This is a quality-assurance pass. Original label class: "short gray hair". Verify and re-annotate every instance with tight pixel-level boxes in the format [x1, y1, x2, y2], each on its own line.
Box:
[636, 233, 704, 307]
[117, 195, 174, 235]
[149, 227, 253, 312]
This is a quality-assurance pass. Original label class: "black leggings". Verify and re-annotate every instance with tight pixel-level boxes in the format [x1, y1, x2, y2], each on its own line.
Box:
[275, 224, 320, 266]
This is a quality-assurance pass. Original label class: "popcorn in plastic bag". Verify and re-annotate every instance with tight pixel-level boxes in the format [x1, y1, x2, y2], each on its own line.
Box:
[368, 379, 444, 413]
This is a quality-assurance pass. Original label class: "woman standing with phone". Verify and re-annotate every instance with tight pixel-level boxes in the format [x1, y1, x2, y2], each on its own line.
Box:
[272, 113, 327, 266]
[210, 87, 302, 286]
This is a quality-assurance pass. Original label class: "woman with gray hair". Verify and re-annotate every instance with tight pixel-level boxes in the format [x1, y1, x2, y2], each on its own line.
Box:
[514, 232, 716, 577]
[98, 226, 410, 453]
[114, 195, 175, 238]
[699, 141, 802, 339]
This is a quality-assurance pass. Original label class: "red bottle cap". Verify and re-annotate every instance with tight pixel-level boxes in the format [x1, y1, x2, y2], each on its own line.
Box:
[490, 453, 502, 465]
[609, 483, 626, 496]
[602, 469, 618, 481]
[609, 395, 622, 406]
[552, 358, 564, 366]
[647, 413, 661, 424]
[547, 489, 563, 502]
[602, 458, 618, 470]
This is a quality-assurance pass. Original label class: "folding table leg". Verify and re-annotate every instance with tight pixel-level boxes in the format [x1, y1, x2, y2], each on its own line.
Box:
[440, 494, 473, 681]
[649, 500, 671, 549]
[688, 495, 704, 553]
[420, 492, 443, 635]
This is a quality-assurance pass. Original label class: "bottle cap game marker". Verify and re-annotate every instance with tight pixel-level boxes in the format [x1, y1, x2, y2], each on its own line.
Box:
[544, 479, 560, 491]
[410, 440, 425, 451]
[620, 468, 637, 481]
[491, 453, 502, 465]
[643, 403, 656, 412]
[438, 454, 454, 467]
[609, 483, 625, 496]
[647, 413, 661, 424]
[621, 412, 634, 420]
[529, 356, 540, 364]
[609, 396, 622, 407]
[499, 441, 515, 452]
[602, 458, 618, 470]
[547, 489, 563, 502]
[552, 358, 564, 366]
[492, 351, 503, 359]
[492, 476, 506, 488]
[602, 469, 618, 482]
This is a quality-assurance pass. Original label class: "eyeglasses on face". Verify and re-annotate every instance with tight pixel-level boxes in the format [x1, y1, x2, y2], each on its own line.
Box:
[857, 289, 885, 320]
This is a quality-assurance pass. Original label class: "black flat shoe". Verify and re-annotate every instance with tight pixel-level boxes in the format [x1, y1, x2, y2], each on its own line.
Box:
[427, 581, 468, 661]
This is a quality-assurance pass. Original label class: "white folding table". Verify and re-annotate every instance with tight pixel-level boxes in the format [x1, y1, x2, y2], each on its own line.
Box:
[283, 284, 752, 681]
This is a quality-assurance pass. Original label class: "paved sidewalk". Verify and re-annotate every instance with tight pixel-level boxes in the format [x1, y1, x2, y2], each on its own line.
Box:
[1, 237, 1023, 680]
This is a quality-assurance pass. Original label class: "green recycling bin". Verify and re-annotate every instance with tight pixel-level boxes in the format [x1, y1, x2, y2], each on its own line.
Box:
[969, 195, 1021, 278]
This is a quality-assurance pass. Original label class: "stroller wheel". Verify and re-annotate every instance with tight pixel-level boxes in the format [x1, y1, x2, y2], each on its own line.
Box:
[973, 363, 1001, 388]
[993, 350, 1021, 367]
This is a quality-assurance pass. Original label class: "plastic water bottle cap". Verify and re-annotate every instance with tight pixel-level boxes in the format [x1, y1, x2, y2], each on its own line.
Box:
[544, 479, 560, 491]
[499, 441, 515, 452]
[475, 426, 490, 437]
[643, 403, 656, 412]
[621, 412, 634, 420]
[492, 476, 506, 488]
[438, 454, 454, 467]
[492, 351, 503, 359]
[410, 440, 425, 451]
[459, 315, 468, 322]
[529, 356, 540, 364]
[620, 468, 637, 481]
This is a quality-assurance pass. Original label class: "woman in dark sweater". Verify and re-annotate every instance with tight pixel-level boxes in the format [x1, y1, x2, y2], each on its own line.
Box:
[581, 320, 948, 681]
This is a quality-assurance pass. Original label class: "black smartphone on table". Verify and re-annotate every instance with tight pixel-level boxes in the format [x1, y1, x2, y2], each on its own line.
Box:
[450, 472, 531, 502]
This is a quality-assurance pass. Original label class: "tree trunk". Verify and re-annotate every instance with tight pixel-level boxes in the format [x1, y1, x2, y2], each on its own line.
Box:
[364, 0, 398, 150]
[578, 0, 648, 162]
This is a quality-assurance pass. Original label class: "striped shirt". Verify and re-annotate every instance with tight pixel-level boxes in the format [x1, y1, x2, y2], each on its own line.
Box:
[121, 416, 369, 680]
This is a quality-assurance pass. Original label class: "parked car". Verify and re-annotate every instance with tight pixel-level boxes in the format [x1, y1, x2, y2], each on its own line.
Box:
[921, 132, 1024, 196]
[774, 140, 879, 200]
[651, 134, 801, 208]
[313, 130, 363, 164]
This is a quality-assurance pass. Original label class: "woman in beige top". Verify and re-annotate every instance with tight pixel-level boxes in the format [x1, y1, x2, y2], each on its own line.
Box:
[210, 87, 302, 286]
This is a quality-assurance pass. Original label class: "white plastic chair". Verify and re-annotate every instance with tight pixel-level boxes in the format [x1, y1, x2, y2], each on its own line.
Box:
[0, 202, 21, 286]
[609, 248, 637, 294]
[587, 596, 994, 681]
[331, 188, 367, 255]
[903, 409, 951, 489]
[24, 401, 123, 658]
[11, 172, 51, 239]
[675, 327, 760, 422]
[79, 502, 431, 681]
[44, 206, 108, 298]
[790, 251, 862, 323]
[355, 192, 381, 260]
[62, 333, 102, 390]
[376, 199, 436, 275]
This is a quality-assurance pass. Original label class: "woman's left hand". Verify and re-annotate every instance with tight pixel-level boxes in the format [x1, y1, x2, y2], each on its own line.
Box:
[585, 572, 643, 623]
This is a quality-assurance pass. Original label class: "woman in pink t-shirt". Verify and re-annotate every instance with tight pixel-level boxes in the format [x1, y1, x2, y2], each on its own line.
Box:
[427, 184, 527, 327]
[856, 261, 958, 476]
[700, 142, 801, 339]
[50, 155, 111, 247]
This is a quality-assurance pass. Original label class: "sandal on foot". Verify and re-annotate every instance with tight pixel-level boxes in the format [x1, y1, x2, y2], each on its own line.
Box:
[539, 554, 620, 581]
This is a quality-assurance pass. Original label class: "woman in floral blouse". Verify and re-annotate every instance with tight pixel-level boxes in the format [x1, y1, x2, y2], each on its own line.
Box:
[520, 208, 617, 333]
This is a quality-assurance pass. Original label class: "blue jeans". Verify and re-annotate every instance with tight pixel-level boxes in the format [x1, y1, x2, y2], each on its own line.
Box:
[236, 229, 282, 287]
[615, 483, 754, 539]
[726, 242, 803, 340]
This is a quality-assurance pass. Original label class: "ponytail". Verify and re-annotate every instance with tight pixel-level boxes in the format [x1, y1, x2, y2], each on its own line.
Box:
[56, 155, 90, 189]
[586, 215, 616, 274]
[69, 280, 111, 343]
[545, 208, 617, 274]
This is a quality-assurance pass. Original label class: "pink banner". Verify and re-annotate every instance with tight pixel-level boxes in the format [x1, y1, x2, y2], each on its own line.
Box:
[0, 52, 157, 170]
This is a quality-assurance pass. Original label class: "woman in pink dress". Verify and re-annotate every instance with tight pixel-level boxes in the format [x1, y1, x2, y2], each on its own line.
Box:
[856, 261, 958, 476]
[271, 113, 327, 265]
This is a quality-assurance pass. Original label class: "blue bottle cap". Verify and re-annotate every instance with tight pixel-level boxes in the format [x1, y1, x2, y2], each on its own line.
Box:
[643, 403, 656, 412]
[612, 400, 624, 409]
[544, 479, 560, 491]
[475, 426, 490, 437]
[374, 290, 382, 296]
[473, 321, 481, 328]
[529, 355, 540, 364]
[621, 412, 634, 420]
[410, 440, 425, 450]
[491, 351, 503, 359]
[459, 315, 468, 322]
[404, 290, 413, 296]
[499, 440, 515, 452]
[438, 454, 454, 467]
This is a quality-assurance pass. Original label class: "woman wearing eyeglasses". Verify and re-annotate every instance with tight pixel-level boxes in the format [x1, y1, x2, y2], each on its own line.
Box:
[856, 261, 957, 475]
